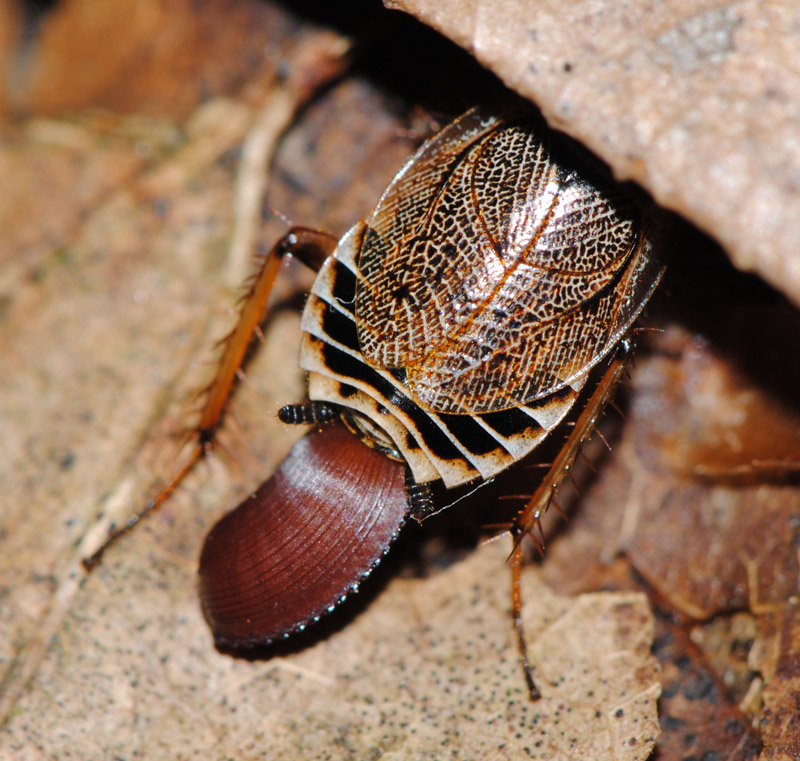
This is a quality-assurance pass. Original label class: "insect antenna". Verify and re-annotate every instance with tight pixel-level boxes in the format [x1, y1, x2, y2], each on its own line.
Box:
[404, 471, 436, 520]
[629, 324, 664, 336]
[263, 206, 293, 229]
[278, 401, 340, 426]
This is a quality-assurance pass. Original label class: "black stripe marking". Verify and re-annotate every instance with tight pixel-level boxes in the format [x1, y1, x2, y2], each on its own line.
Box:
[437, 412, 507, 456]
[321, 301, 359, 351]
[404, 431, 421, 451]
[330, 260, 357, 313]
[528, 381, 575, 408]
[337, 382, 359, 399]
[319, 297, 507, 460]
[478, 407, 544, 437]
[320, 342, 466, 464]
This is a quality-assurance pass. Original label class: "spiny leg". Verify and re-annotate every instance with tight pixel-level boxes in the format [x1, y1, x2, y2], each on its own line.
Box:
[196, 227, 336, 443]
[510, 540, 541, 700]
[508, 338, 634, 699]
[83, 227, 337, 571]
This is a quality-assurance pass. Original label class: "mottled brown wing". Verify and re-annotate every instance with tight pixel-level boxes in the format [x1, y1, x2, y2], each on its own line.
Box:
[355, 107, 661, 415]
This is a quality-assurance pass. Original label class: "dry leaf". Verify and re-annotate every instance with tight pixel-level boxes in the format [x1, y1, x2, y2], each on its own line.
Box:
[386, 0, 800, 308]
[540, 262, 798, 756]
[1, 0, 297, 119]
[4, 1, 800, 758]
[751, 607, 800, 759]
[653, 616, 761, 759]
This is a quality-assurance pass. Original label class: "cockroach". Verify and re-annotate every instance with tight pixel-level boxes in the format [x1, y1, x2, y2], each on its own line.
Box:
[85, 104, 664, 699]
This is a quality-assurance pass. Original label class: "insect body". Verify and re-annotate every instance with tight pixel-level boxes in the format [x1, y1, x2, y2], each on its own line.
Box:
[194, 106, 662, 695]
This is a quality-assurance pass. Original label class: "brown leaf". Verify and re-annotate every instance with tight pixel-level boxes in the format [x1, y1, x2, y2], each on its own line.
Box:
[654, 615, 761, 760]
[386, 0, 800, 308]
[7, 5, 667, 757]
[4, 1, 800, 757]
[752, 608, 800, 760]
[1, 0, 297, 119]
[539, 249, 799, 756]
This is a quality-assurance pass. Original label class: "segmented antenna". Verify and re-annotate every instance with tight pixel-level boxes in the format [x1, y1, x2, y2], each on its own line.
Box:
[405, 469, 435, 520]
[278, 401, 340, 425]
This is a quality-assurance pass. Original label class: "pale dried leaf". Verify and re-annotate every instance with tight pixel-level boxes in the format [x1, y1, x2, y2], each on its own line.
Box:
[7, 0, 797, 756]
[3, 535, 660, 760]
[0, 25, 663, 759]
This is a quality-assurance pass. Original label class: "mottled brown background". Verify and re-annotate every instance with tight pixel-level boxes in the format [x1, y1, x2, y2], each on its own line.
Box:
[1, 1, 798, 759]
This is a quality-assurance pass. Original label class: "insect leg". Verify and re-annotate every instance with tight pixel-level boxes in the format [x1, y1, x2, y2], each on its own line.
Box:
[196, 227, 337, 444]
[508, 338, 634, 698]
[512, 340, 633, 546]
[510, 541, 541, 700]
[82, 227, 337, 571]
